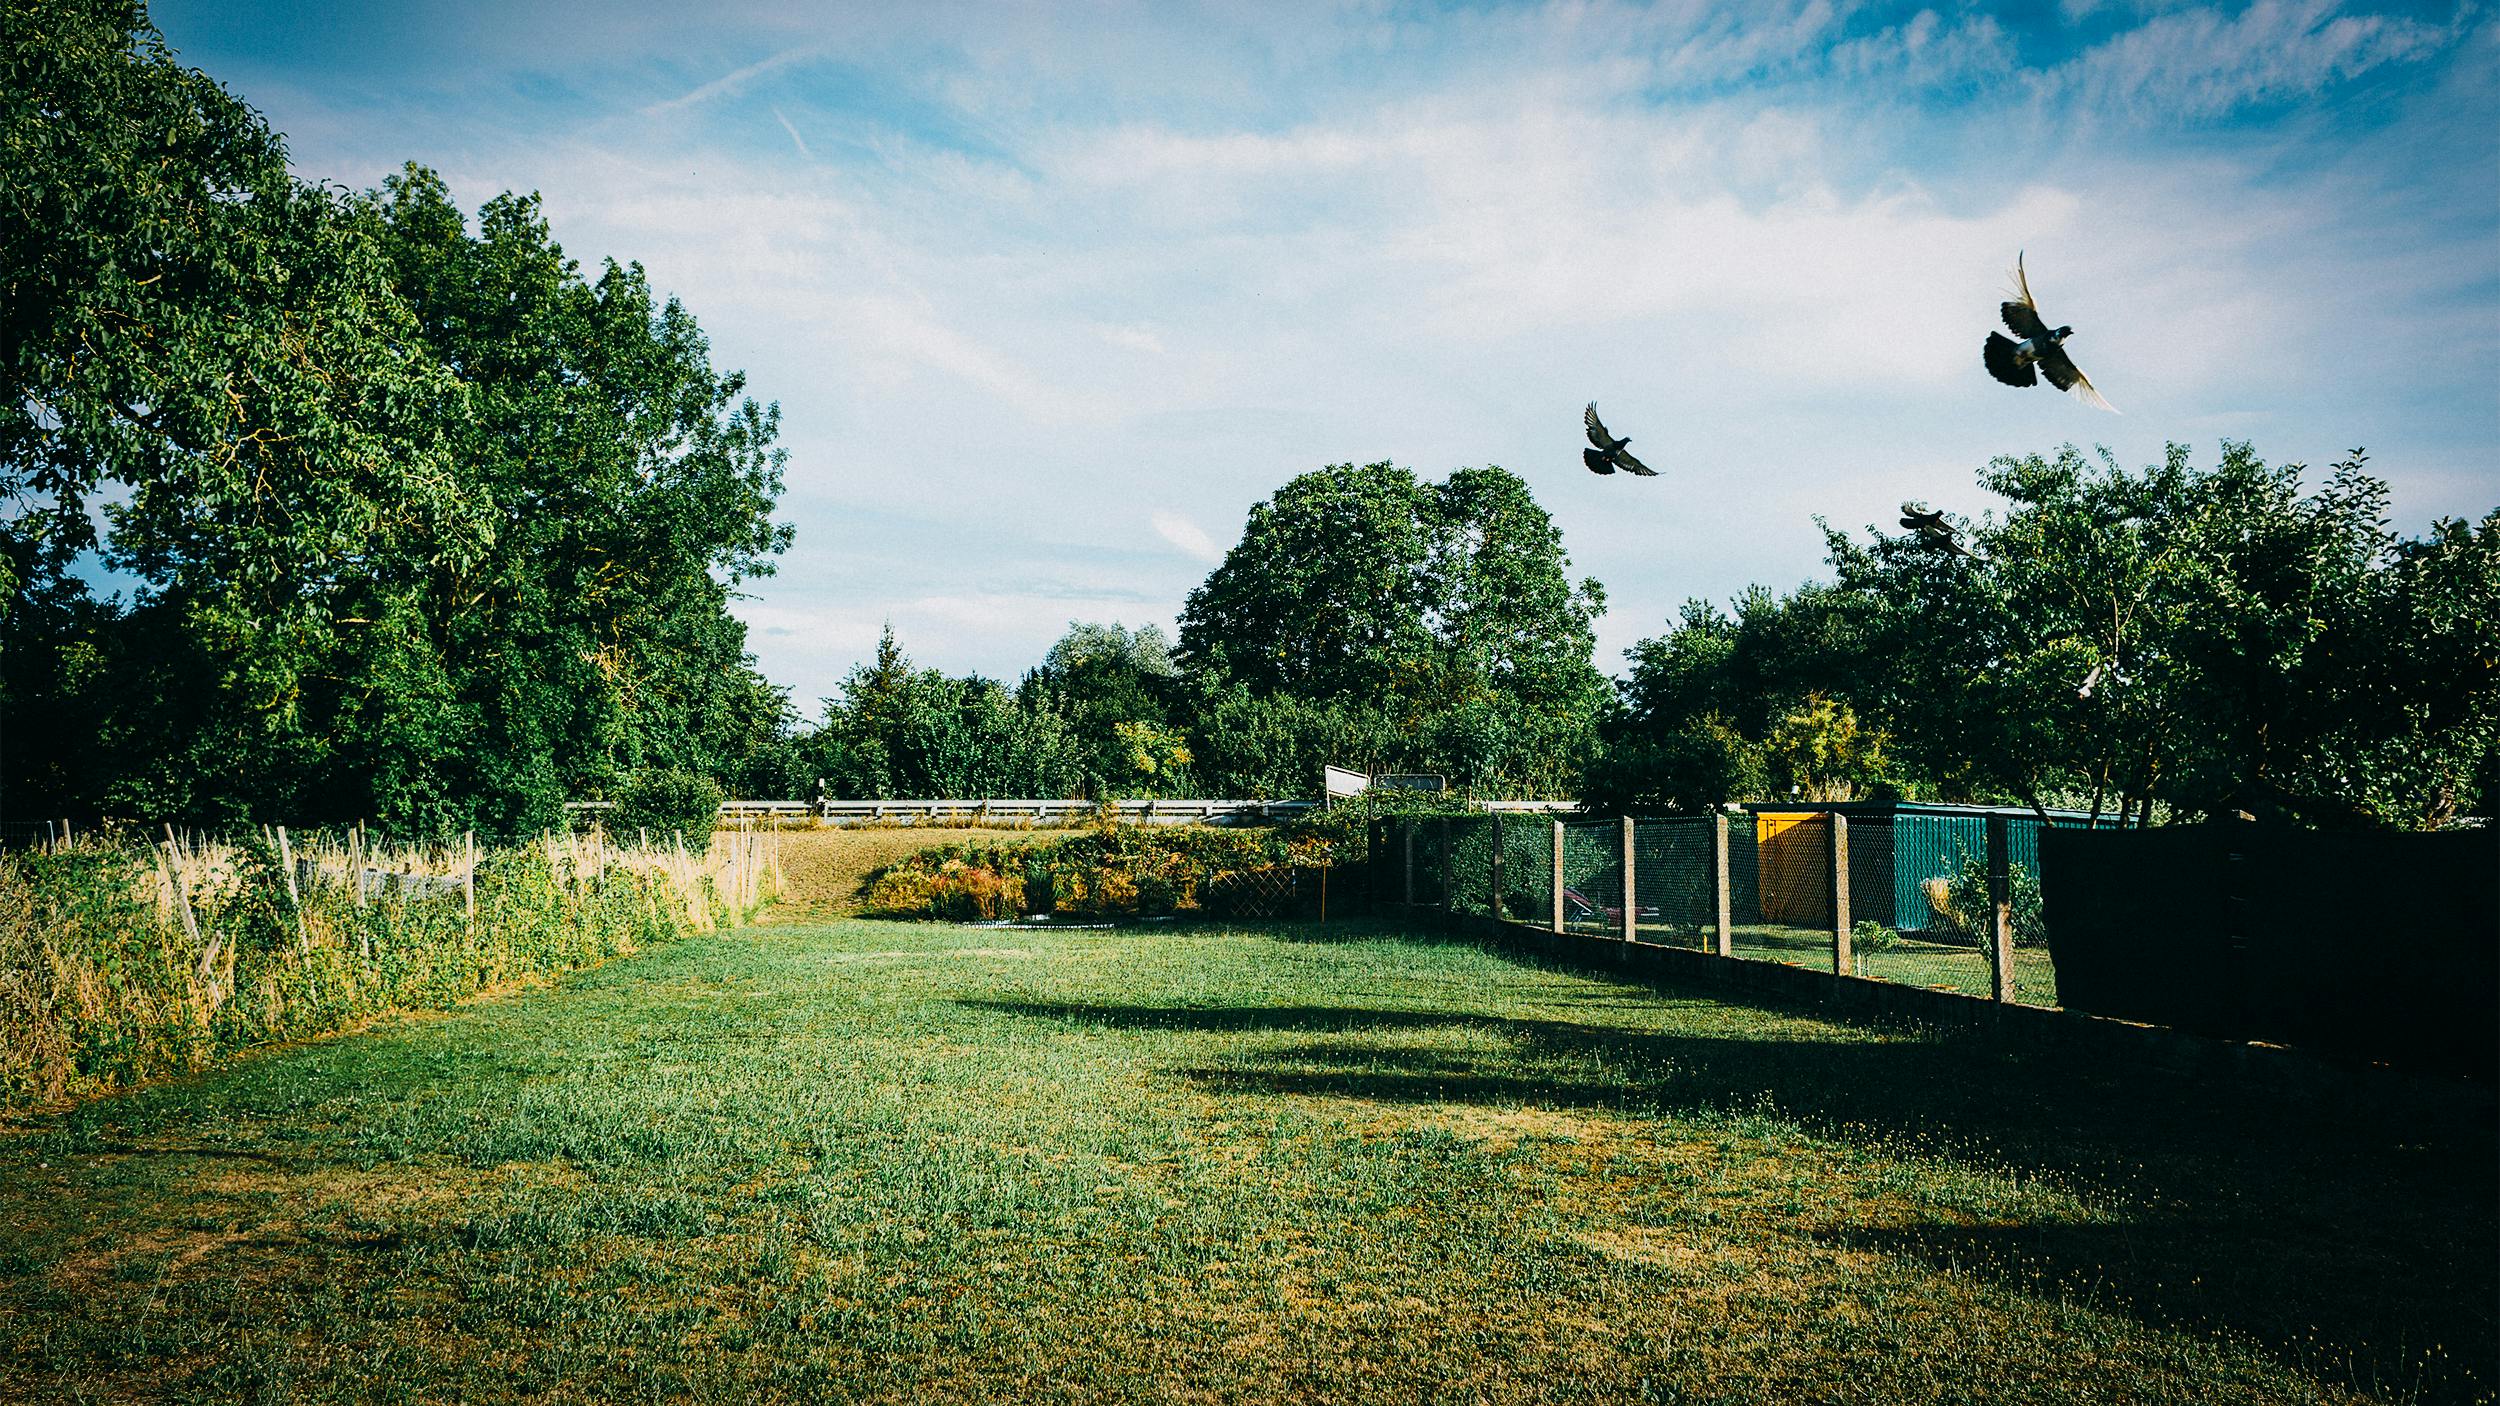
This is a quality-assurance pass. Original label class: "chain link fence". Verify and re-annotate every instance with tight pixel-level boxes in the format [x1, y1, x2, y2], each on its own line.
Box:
[1379, 808, 2061, 1010]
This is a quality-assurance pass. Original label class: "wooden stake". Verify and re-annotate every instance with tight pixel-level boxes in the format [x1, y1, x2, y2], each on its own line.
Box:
[276, 825, 308, 949]
[465, 831, 477, 922]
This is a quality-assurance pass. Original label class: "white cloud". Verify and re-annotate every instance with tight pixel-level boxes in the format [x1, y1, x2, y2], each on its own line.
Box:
[1151, 510, 1223, 562]
[228, 0, 2495, 706]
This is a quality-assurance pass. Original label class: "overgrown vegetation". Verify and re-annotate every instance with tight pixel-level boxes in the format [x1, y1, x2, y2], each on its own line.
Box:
[864, 820, 1337, 921]
[0, 918, 2486, 1403]
[0, 828, 774, 1112]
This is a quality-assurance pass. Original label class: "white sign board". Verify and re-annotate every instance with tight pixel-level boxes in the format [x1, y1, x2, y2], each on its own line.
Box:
[1322, 765, 1370, 798]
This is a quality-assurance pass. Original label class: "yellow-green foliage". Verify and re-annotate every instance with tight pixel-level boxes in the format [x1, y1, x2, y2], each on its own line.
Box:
[0, 831, 776, 1113]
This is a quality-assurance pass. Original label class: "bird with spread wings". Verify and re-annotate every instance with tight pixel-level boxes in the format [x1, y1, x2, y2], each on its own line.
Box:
[1582, 402, 1657, 476]
[1983, 253, 2116, 413]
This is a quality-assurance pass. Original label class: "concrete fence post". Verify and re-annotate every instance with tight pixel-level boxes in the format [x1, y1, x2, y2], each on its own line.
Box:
[1712, 810, 1733, 958]
[1831, 813, 1852, 975]
[1619, 816, 1639, 944]
[1988, 815, 2014, 1003]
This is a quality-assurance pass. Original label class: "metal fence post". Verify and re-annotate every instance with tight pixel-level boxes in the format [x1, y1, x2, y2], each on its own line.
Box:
[1551, 819, 1565, 934]
[1712, 810, 1733, 958]
[1488, 815, 1503, 922]
[1988, 815, 2014, 1002]
[1831, 812, 1852, 975]
[1619, 816, 1639, 944]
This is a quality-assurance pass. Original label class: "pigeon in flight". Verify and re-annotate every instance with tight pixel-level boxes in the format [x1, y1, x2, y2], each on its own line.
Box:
[1984, 254, 2116, 413]
[1898, 502, 1973, 558]
[1582, 402, 1658, 476]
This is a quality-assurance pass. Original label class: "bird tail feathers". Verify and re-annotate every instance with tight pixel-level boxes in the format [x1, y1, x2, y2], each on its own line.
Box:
[1983, 332, 2036, 388]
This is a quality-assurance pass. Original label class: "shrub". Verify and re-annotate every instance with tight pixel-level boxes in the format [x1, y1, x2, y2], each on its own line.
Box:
[611, 768, 724, 844]
[1929, 853, 2046, 948]
[864, 821, 1335, 921]
[1851, 918, 1899, 952]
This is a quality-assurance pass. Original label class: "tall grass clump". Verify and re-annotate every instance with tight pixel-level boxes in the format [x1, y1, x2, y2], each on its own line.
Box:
[0, 826, 780, 1113]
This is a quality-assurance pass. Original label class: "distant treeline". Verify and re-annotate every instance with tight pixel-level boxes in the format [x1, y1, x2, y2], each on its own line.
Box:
[7, 3, 2494, 838]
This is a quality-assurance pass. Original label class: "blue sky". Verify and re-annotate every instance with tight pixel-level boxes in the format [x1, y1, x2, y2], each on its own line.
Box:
[150, 0, 2499, 713]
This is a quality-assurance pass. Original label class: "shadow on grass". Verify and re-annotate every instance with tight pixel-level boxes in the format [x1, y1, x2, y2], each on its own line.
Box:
[968, 996, 2499, 1405]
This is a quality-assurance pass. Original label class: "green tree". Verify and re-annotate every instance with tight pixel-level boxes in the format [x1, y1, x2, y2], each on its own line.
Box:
[1177, 462, 1604, 796]
[3, 0, 487, 830]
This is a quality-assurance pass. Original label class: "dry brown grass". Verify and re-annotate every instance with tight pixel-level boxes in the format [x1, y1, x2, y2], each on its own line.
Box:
[763, 826, 1050, 923]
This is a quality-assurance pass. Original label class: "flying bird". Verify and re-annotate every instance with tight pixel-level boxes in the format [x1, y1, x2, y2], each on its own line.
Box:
[1984, 253, 2116, 413]
[1898, 502, 1973, 557]
[1582, 402, 1657, 476]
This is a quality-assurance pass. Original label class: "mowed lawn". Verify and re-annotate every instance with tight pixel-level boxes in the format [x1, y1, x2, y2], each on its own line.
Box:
[2, 918, 2491, 1404]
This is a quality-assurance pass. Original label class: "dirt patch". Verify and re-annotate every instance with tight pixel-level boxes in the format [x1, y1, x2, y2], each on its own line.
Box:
[764, 827, 1053, 923]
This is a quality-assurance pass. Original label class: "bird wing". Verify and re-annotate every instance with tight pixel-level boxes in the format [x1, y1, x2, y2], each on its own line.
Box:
[1900, 505, 1945, 530]
[1584, 402, 1615, 451]
[2000, 253, 2049, 339]
[1611, 447, 1658, 477]
[1582, 447, 1617, 475]
[2037, 345, 2118, 412]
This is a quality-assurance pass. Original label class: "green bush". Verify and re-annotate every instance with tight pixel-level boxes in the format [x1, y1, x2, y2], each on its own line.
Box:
[864, 821, 1334, 921]
[1851, 918, 1899, 952]
[1932, 853, 2046, 948]
[610, 768, 724, 844]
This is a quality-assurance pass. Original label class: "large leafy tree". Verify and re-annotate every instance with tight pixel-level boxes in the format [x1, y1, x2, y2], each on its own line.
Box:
[1825, 443, 2496, 827]
[4, 0, 487, 828]
[1177, 461, 1604, 796]
[2, 4, 795, 835]
[372, 167, 793, 830]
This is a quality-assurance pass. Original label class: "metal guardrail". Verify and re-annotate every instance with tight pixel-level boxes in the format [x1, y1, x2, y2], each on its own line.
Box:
[712, 798, 1581, 827]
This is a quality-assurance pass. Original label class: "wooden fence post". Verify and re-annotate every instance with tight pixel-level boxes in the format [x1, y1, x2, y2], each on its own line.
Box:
[465, 831, 477, 923]
[1712, 810, 1733, 958]
[1402, 821, 1416, 909]
[1488, 814, 1504, 922]
[1619, 816, 1639, 945]
[1551, 820, 1565, 934]
[1436, 820, 1452, 910]
[1988, 815, 2013, 1003]
[1831, 813, 1852, 975]
[352, 822, 368, 909]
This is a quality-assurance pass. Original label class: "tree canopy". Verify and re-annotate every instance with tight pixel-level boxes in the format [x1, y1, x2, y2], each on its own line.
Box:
[2, 1, 791, 837]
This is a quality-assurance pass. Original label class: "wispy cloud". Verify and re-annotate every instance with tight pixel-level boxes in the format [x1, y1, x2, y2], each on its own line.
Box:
[771, 106, 812, 160]
[195, 0, 2498, 703]
[1151, 511, 1222, 563]
[642, 46, 815, 117]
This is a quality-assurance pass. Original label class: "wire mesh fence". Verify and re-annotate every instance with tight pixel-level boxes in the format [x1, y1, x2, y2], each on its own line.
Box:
[1489, 816, 1539, 925]
[1558, 820, 1620, 937]
[1632, 817, 1712, 950]
[1376, 807, 2064, 1011]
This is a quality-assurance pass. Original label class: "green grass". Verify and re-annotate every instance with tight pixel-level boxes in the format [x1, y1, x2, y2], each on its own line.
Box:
[1, 916, 2489, 1403]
